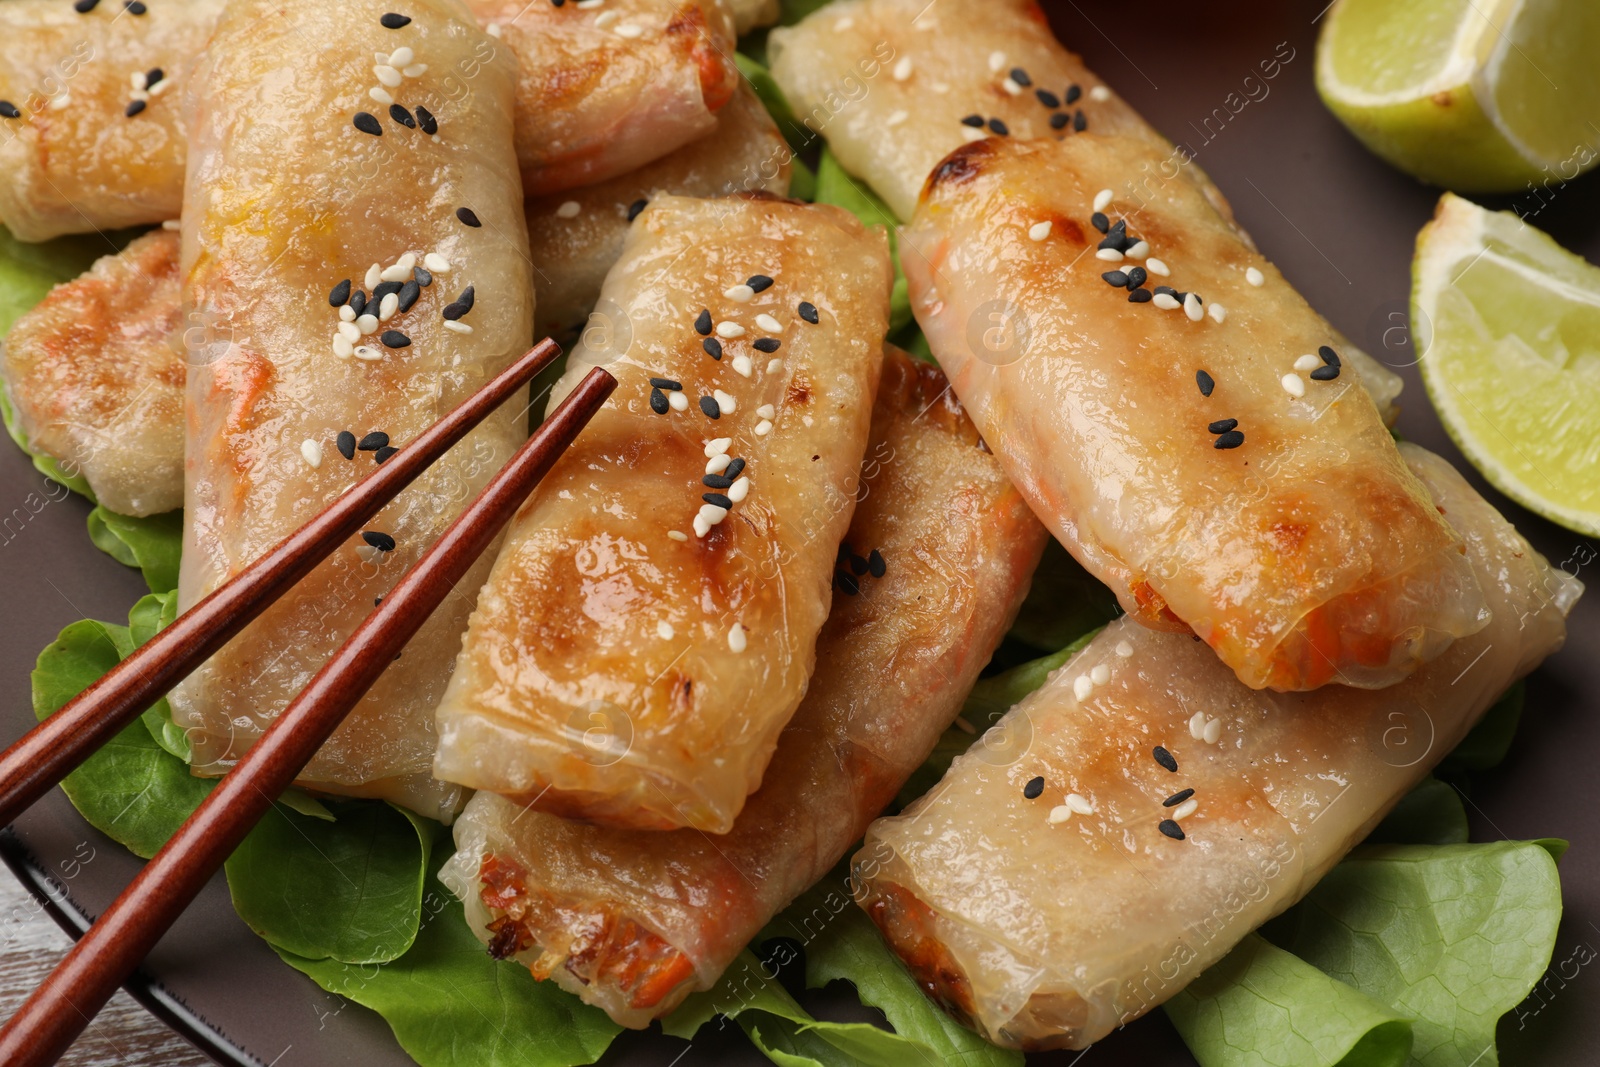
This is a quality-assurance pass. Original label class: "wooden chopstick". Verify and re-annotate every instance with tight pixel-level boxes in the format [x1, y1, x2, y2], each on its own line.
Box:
[0, 364, 616, 1066]
[0, 338, 562, 830]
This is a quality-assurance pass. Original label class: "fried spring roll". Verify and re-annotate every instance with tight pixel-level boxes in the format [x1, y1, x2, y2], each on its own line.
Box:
[466, 0, 740, 196]
[527, 84, 790, 339]
[2, 230, 183, 516]
[854, 443, 1579, 1050]
[168, 0, 530, 819]
[903, 134, 1488, 691]
[433, 193, 892, 832]
[439, 347, 1049, 1026]
[0, 0, 225, 242]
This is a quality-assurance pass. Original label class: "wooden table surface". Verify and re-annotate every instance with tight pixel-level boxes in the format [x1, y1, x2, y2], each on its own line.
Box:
[0, 873, 210, 1067]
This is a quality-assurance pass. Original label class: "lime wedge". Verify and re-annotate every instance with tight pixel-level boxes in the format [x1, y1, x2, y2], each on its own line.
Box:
[1317, 0, 1600, 192]
[1413, 193, 1600, 537]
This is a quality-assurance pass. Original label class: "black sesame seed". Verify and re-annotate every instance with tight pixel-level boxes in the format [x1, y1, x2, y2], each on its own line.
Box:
[336, 431, 357, 460]
[1098, 220, 1128, 251]
[650, 377, 682, 391]
[349, 291, 368, 316]
[146, 68, 164, 86]
[328, 279, 352, 306]
[1065, 84, 1082, 104]
[1158, 819, 1186, 840]
[694, 308, 713, 336]
[1009, 67, 1032, 86]
[1035, 88, 1060, 108]
[724, 458, 746, 479]
[702, 337, 723, 360]
[1129, 289, 1153, 303]
[798, 301, 819, 324]
[380, 329, 410, 348]
[1163, 788, 1195, 807]
[125, 99, 146, 117]
[1154, 285, 1179, 298]
[1318, 345, 1342, 367]
[960, 113, 985, 128]
[358, 431, 389, 451]
[703, 473, 734, 490]
[124, 0, 146, 14]
[1023, 776, 1045, 800]
[1207, 418, 1238, 434]
[1090, 212, 1110, 234]
[700, 396, 721, 419]
[849, 553, 869, 576]
[353, 112, 383, 136]
[649, 388, 669, 414]
[1214, 429, 1245, 449]
[415, 106, 437, 135]
[455, 286, 475, 313]
[1153, 746, 1178, 772]
[73, 0, 99, 11]
[1125, 266, 1148, 289]
[868, 548, 886, 578]
[397, 279, 421, 312]
[837, 543, 853, 565]
[1074, 109, 1088, 132]
[442, 302, 467, 321]
[1310, 364, 1341, 381]
[362, 531, 396, 552]
[837, 571, 860, 596]
[1196, 370, 1215, 397]
[753, 338, 781, 353]
[455, 207, 481, 227]
[747, 274, 774, 293]
[987, 118, 1009, 136]
[0, 101, 19, 119]
[1049, 112, 1070, 130]
[552, 0, 564, 5]
[1102, 270, 1129, 287]
[374, 445, 398, 463]
[389, 104, 417, 129]
[626, 198, 648, 221]
[413, 266, 432, 287]
[372, 280, 403, 303]
[381, 12, 412, 28]
[703, 492, 733, 509]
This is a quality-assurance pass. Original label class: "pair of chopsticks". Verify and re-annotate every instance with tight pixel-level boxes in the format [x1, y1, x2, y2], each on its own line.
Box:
[0, 340, 615, 1066]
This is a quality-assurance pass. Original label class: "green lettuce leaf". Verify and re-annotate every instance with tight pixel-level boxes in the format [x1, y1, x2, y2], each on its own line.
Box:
[1275, 842, 1563, 1067]
[87, 506, 183, 593]
[814, 150, 910, 334]
[1008, 539, 1124, 651]
[1438, 682, 1525, 774]
[0, 384, 95, 500]
[735, 52, 812, 156]
[1367, 777, 1468, 846]
[1165, 933, 1413, 1067]
[0, 225, 121, 335]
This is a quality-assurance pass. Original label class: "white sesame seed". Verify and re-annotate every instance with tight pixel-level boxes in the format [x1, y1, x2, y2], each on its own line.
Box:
[1208, 303, 1227, 324]
[754, 419, 773, 436]
[1065, 792, 1095, 815]
[960, 127, 987, 143]
[753, 313, 780, 334]
[1202, 718, 1222, 745]
[1184, 294, 1204, 322]
[1153, 293, 1181, 310]
[353, 345, 382, 361]
[423, 253, 450, 272]
[338, 321, 361, 343]
[667, 529, 688, 542]
[374, 65, 402, 88]
[148, 78, 172, 97]
[693, 514, 711, 538]
[555, 201, 581, 219]
[1028, 221, 1052, 241]
[443, 320, 473, 334]
[487, 21, 503, 36]
[161, 219, 181, 231]
[576, 0, 603, 8]
[1047, 805, 1072, 825]
[1281, 373, 1306, 398]
[1246, 266, 1265, 287]
[378, 292, 399, 321]
[48, 93, 69, 111]
[333, 335, 354, 358]
[988, 51, 1007, 73]
[1090, 85, 1111, 101]
[1116, 640, 1134, 657]
[728, 476, 750, 503]
[131, 71, 148, 91]
[369, 85, 395, 105]
[886, 109, 908, 126]
[1090, 663, 1110, 685]
[715, 321, 745, 339]
[1171, 797, 1199, 821]
[1126, 241, 1150, 260]
[339, 304, 356, 322]
[833, 15, 854, 29]
[391, 46, 416, 69]
[380, 263, 410, 283]
[668, 391, 688, 411]
[1095, 248, 1124, 262]
[705, 437, 732, 457]
[657, 621, 675, 639]
[300, 439, 322, 468]
[1093, 188, 1113, 212]
[893, 56, 913, 81]
[767, 358, 783, 374]
[130, 88, 149, 103]
[615, 21, 643, 37]
[1146, 258, 1170, 277]
[713, 389, 736, 414]
[700, 503, 729, 523]
[732, 354, 753, 378]
[755, 404, 775, 419]
[357, 314, 379, 335]
[364, 263, 382, 289]
[1190, 711, 1207, 739]
[724, 284, 754, 303]
[1294, 354, 1321, 372]
[706, 455, 732, 476]
[593, 9, 617, 26]
[398, 253, 417, 270]
[1001, 77, 1023, 96]
[1073, 674, 1094, 701]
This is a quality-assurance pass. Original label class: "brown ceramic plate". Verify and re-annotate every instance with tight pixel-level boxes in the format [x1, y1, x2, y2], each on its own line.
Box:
[2, 1, 1597, 1064]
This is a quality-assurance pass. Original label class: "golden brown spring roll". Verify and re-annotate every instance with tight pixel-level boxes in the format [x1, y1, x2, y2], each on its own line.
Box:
[433, 193, 892, 833]
[169, 0, 530, 819]
[0, 0, 225, 242]
[440, 347, 1049, 1026]
[854, 444, 1578, 1050]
